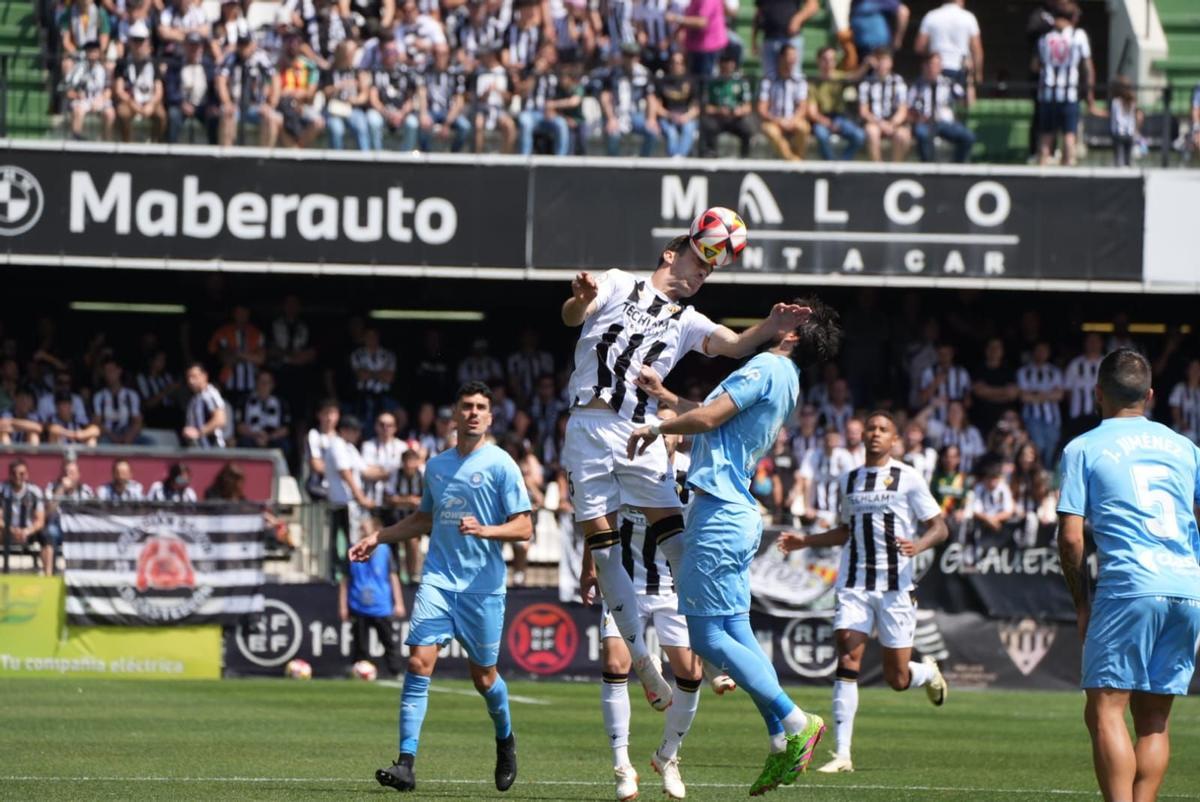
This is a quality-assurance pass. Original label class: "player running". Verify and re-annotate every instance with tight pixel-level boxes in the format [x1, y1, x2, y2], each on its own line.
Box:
[627, 296, 841, 796]
[562, 227, 805, 712]
[350, 381, 533, 794]
[1057, 348, 1200, 802]
[778, 411, 949, 774]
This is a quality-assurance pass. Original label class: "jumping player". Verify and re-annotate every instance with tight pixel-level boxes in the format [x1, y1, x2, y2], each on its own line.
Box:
[350, 381, 533, 793]
[779, 411, 949, 774]
[627, 296, 841, 795]
[562, 228, 806, 711]
[1057, 349, 1200, 802]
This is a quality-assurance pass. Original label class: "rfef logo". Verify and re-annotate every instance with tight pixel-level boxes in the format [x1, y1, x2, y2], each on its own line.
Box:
[507, 603, 578, 675]
[234, 598, 303, 667]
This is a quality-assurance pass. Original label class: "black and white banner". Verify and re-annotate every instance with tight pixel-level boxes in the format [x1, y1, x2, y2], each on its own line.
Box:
[62, 502, 266, 626]
[0, 143, 1145, 286]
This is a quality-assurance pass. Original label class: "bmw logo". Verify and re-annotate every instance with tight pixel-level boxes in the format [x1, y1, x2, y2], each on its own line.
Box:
[0, 165, 43, 236]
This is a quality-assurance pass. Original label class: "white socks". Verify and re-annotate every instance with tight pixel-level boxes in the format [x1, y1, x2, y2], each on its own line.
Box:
[832, 679, 858, 759]
[591, 545, 650, 663]
[658, 678, 701, 759]
[769, 731, 787, 753]
[601, 674, 632, 768]
[781, 706, 809, 736]
[907, 660, 935, 689]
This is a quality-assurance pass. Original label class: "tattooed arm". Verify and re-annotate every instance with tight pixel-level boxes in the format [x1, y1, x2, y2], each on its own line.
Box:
[1058, 513, 1089, 640]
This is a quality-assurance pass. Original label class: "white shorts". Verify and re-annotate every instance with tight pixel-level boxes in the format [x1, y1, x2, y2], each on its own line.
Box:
[833, 587, 917, 649]
[601, 593, 690, 648]
[562, 408, 680, 522]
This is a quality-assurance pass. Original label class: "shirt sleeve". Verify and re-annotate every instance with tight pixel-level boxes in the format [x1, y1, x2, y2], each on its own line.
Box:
[908, 473, 942, 522]
[1077, 29, 1091, 60]
[591, 269, 624, 313]
[1057, 439, 1087, 515]
[500, 459, 533, 518]
[719, 356, 771, 412]
[679, 309, 719, 358]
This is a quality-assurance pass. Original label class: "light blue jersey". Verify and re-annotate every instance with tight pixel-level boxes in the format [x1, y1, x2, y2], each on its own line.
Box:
[419, 443, 532, 595]
[1058, 416, 1200, 601]
[687, 352, 801, 508]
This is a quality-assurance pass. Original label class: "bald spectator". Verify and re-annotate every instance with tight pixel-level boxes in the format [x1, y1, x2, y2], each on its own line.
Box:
[97, 459, 146, 502]
[914, 0, 983, 85]
[183, 363, 228, 449]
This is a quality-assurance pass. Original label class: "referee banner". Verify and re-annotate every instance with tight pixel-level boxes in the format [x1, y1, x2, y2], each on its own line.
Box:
[61, 502, 266, 626]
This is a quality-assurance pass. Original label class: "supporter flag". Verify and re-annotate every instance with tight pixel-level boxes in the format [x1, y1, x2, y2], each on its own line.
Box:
[61, 502, 266, 626]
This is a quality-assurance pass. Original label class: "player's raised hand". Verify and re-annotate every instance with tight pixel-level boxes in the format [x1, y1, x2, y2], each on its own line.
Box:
[459, 515, 487, 538]
[767, 302, 812, 335]
[572, 271, 599, 304]
[776, 531, 807, 554]
[634, 365, 666, 399]
[626, 426, 659, 459]
[348, 534, 378, 562]
[896, 537, 918, 557]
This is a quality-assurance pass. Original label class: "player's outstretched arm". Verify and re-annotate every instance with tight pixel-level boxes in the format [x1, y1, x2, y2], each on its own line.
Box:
[778, 526, 850, 553]
[704, 303, 810, 358]
[626, 393, 740, 458]
[1057, 513, 1090, 639]
[561, 271, 600, 326]
[459, 511, 533, 543]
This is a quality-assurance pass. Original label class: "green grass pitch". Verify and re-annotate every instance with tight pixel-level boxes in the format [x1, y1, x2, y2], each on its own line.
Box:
[3, 678, 1200, 801]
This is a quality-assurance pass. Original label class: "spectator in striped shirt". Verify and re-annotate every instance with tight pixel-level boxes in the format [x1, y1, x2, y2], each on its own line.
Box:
[2, 460, 47, 573]
[1034, 3, 1095, 166]
[529, 373, 566, 445]
[0, 389, 43, 446]
[137, 350, 181, 429]
[517, 42, 570, 155]
[183, 363, 228, 449]
[209, 306, 266, 405]
[47, 391, 101, 446]
[65, 40, 115, 141]
[386, 448, 426, 582]
[907, 52, 974, 163]
[148, 462, 199, 502]
[1016, 341, 1064, 466]
[306, 399, 340, 499]
[968, 456, 1014, 535]
[918, 343, 971, 424]
[236, 370, 292, 454]
[44, 460, 95, 573]
[506, 329, 554, 406]
[757, 43, 810, 161]
[93, 359, 145, 445]
[37, 370, 88, 425]
[931, 399, 984, 474]
[1062, 332, 1103, 441]
[1168, 358, 1200, 445]
[351, 328, 397, 425]
[457, 338, 504, 386]
[858, 48, 910, 162]
[601, 43, 661, 157]
[818, 377, 854, 436]
[97, 459, 146, 502]
[790, 403, 822, 466]
[363, 411, 406, 517]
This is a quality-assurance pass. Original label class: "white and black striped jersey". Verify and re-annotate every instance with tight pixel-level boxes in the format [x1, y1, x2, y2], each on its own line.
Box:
[388, 467, 425, 520]
[837, 460, 941, 593]
[933, 423, 985, 474]
[97, 480, 145, 502]
[791, 431, 822, 466]
[351, 347, 396, 395]
[48, 410, 91, 436]
[902, 446, 939, 485]
[1, 410, 40, 444]
[606, 64, 653, 124]
[362, 436, 405, 506]
[118, 58, 160, 105]
[505, 23, 541, 70]
[818, 402, 854, 435]
[1169, 382, 1200, 442]
[137, 370, 177, 407]
[0, 482, 44, 528]
[1037, 26, 1091, 103]
[506, 349, 554, 401]
[1016, 363, 1063, 424]
[240, 393, 289, 433]
[147, 481, 198, 502]
[423, 67, 467, 115]
[187, 384, 227, 449]
[93, 386, 141, 434]
[65, 60, 108, 102]
[919, 364, 972, 424]
[373, 64, 420, 109]
[1063, 354, 1101, 419]
[858, 73, 907, 120]
[523, 69, 559, 112]
[759, 75, 808, 119]
[457, 354, 504, 385]
[1109, 97, 1137, 137]
[969, 480, 1014, 517]
[38, 392, 87, 424]
[800, 446, 856, 515]
[455, 18, 507, 58]
[907, 74, 963, 123]
[45, 479, 94, 504]
[566, 269, 717, 424]
[615, 506, 673, 595]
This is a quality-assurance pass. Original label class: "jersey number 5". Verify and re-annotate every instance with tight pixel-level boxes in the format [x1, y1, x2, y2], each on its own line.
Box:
[1130, 464, 1182, 540]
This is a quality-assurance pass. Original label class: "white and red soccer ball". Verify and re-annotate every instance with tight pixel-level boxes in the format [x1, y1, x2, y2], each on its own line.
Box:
[352, 660, 378, 681]
[285, 658, 313, 680]
[689, 206, 747, 268]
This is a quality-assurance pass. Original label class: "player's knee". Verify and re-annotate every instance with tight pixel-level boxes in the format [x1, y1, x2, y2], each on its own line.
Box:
[407, 653, 434, 676]
[602, 651, 631, 675]
[471, 667, 498, 693]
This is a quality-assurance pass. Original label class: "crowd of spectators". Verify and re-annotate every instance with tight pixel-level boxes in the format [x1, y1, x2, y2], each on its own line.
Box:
[45, 0, 1142, 163]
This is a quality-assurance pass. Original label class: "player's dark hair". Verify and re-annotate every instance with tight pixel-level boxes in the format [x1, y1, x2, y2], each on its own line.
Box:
[8, 458, 26, 472]
[789, 296, 843, 368]
[1097, 348, 1151, 409]
[657, 235, 691, 268]
[186, 361, 207, 375]
[455, 381, 494, 408]
[865, 410, 897, 430]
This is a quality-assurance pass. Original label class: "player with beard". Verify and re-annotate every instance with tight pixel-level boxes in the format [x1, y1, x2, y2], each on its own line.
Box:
[779, 411, 949, 774]
[562, 222, 805, 711]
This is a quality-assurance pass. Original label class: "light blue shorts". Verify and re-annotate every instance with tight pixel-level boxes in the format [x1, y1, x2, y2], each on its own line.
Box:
[406, 584, 506, 667]
[1083, 594, 1200, 696]
[677, 494, 764, 618]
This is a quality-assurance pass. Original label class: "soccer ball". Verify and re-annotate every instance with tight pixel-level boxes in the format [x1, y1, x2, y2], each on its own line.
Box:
[284, 658, 313, 680]
[352, 660, 378, 681]
[689, 206, 748, 268]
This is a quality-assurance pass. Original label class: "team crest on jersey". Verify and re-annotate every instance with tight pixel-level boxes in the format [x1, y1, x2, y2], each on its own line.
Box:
[998, 618, 1056, 676]
[469, 472, 484, 487]
[882, 474, 894, 488]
